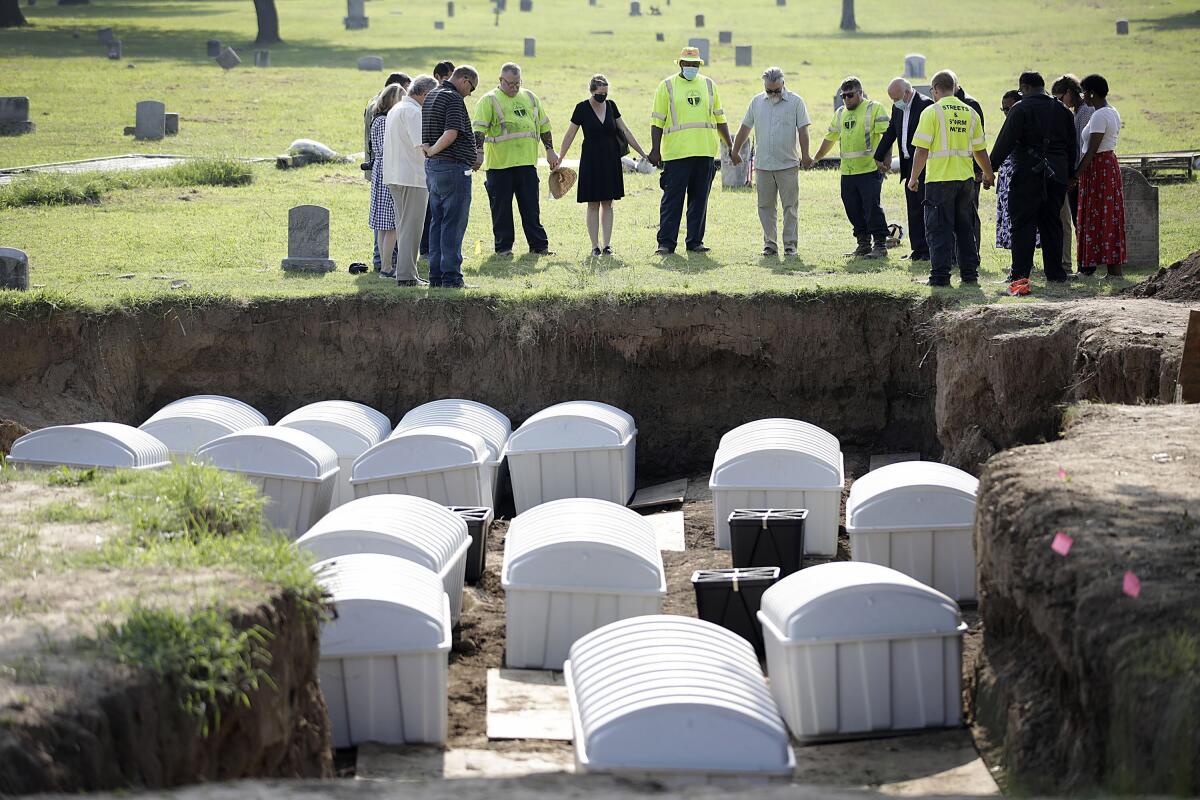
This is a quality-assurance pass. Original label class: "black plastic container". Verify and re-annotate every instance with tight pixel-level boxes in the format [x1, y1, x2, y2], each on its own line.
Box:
[448, 506, 494, 584]
[728, 508, 808, 577]
[691, 567, 780, 660]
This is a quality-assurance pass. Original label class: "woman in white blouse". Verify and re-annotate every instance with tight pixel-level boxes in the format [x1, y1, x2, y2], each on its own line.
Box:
[383, 74, 438, 286]
[1073, 74, 1126, 279]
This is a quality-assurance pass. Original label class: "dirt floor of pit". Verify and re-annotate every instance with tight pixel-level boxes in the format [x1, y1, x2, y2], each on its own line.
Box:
[332, 453, 988, 791]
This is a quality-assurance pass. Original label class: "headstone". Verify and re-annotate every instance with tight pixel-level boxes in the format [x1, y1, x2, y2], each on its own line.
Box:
[434, 20, 444, 29]
[97, 27, 114, 44]
[206, 39, 221, 57]
[735, 44, 751, 66]
[134, 100, 166, 141]
[216, 46, 240, 69]
[655, 32, 664, 41]
[254, 49, 269, 67]
[495, 0, 506, 10]
[1120, 167, 1159, 269]
[694, 13, 703, 27]
[358, 55, 383, 71]
[344, 0, 369, 29]
[777, 0, 785, 6]
[519, 0, 531, 10]
[913, 83, 931, 98]
[281, 206, 336, 273]
[447, 0, 454, 16]
[687, 37, 709, 66]
[0, 97, 35, 136]
[629, 0, 640, 14]
[165, 112, 179, 135]
[524, 37, 535, 57]
[1116, 18, 1129, 34]
[107, 40, 122, 59]
[718, 30, 731, 44]
[0, 248, 29, 292]
[721, 138, 752, 187]
[904, 53, 925, 79]
[589, 0, 595, 5]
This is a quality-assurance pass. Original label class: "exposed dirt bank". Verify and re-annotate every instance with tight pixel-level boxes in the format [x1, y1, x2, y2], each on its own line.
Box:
[1125, 248, 1200, 301]
[968, 404, 1200, 795]
[933, 299, 1188, 472]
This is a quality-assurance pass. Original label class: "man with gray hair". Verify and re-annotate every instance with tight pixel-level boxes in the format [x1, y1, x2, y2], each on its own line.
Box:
[384, 75, 438, 286]
[472, 62, 559, 256]
[731, 66, 812, 256]
[874, 77, 933, 261]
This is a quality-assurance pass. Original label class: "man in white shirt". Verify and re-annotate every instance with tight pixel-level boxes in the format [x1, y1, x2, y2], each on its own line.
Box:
[385, 75, 437, 286]
[731, 67, 812, 257]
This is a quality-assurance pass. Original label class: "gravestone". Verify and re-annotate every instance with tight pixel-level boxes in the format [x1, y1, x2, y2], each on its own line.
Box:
[589, 0, 596, 5]
[1121, 167, 1159, 269]
[718, 30, 731, 44]
[735, 44, 751, 66]
[134, 100, 166, 141]
[281, 206, 336, 273]
[0, 97, 35, 136]
[254, 49, 269, 67]
[97, 27, 114, 44]
[777, 0, 785, 6]
[107, 40, 122, 59]
[165, 112, 179, 135]
[358, 55, 383, 71]
[345, 0, 369, 29]
[496, 0, 506, 10]
[913, 83, 931, 98]
[434, 20, 444, 29]
[0, 248, 29, 292]
[655, 32, 664, 41]
[904, 53, 925, 79]
[447, 1, 454, 16]
[1116, 19, 1129, 34]
[524, 37, 535, 57]
[206, 39, 221, 57]
[687, 37, 709, 66]
[216, 46, 240, 69]
[694, 13, 703, 26]
[519, 0, 532, 10]
[629, 1, 640, 14]
[720, 139, 752, 188]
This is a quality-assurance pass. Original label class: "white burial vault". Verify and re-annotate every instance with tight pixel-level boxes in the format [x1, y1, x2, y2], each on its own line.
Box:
[276, 400, 391, 509]
[505, 401, 637, 514]
[502, 498, 665, 669]
[710, 418, 844, 554]
[296, 494, 470, 623]
[8, 422, 170, 471]
[139, 394, 268, 460]
[392, 398, 511, 505]
[351, 424, 493, 506]
[847, 461, 980, 602]
[314, 553, 450, 747]
[565, 615, 794, 778]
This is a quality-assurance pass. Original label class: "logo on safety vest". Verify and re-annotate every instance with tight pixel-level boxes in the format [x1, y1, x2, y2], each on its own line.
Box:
[686, 91, 702, 107]
[513, 106, 528, 118]
[843, 118, 856, 130]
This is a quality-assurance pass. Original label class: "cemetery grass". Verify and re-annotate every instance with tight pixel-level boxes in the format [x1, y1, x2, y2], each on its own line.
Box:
[0, 159, 253, 209]
[5, 161, 1198, 308]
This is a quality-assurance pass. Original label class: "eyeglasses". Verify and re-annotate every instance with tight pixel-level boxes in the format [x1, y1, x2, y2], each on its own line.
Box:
[765, 88, 783, 95]
[840, 91, 859, 99]
[466, 79, 477, 92]
[500, 77, 522, 89]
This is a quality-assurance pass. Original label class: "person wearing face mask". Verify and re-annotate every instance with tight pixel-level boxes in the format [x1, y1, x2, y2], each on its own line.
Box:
[812, 77, 892, 259]
[557, 75, 649, 256]
[874, 77, 933, 262]
[730, 67, 813, 258]
[648, 46, 737, 255]
[472, 62, 560, 257]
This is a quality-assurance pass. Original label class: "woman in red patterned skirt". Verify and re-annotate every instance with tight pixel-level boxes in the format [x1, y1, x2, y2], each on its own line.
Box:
[1073, 74, 1126, 279]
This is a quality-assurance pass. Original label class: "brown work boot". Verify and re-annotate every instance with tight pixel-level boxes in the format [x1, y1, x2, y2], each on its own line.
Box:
[865, 234, 889, 259]
[844, 236, 871, 258]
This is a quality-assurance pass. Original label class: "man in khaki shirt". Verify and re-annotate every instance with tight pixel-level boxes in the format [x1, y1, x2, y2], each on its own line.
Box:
[732, 67, 813, 257]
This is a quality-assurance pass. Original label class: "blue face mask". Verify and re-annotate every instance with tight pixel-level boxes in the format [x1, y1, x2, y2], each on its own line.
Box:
[681, 66, 700, 81]
[894, 98, 908, 111]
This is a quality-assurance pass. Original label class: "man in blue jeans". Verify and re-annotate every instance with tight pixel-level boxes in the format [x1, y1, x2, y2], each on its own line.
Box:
[421, 65, 480, 288]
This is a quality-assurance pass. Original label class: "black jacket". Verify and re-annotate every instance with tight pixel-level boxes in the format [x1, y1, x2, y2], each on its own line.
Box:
[873, 90, 933, 180]
[990, 93, 1078, 185]
[955, 88, 984, 177]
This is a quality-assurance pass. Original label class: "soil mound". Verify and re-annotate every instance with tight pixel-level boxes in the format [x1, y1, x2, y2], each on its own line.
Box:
[1125, 249, 1200, 301]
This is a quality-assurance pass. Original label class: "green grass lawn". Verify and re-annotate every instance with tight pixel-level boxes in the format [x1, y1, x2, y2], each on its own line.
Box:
[2, 0, 1198, 307]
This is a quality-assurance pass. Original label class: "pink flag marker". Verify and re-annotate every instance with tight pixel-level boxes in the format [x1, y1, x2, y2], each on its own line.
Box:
[1123, 571, 1141, 598]
[1057, 467, 1069, 481]
[1051, 531, 1073, 556]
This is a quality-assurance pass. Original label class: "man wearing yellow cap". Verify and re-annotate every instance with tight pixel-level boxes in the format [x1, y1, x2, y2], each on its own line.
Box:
[648, 46, 737, 255]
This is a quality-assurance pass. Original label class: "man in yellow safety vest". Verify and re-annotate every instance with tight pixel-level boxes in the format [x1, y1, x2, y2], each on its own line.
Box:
[473, 62, 560, 256]
[647, 46, 737, 255]
[907, 68, 994, 287]
[812, 76, 891, 258]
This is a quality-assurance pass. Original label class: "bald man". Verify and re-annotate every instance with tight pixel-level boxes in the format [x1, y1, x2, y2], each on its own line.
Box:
[874, 78, 934, 261]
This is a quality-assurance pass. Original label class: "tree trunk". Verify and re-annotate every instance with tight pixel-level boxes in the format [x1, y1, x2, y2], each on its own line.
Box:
[253, 0, 281, 44]
[840, 0, 857, 31]
[0, 0, 28, 28]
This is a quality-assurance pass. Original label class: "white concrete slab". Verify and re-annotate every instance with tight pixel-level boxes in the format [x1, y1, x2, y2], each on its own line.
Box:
[486, 668, 572, 741]
[869, 452, 921, 471]
[644, 510, 685, 551]
[629, 478, 688, 509]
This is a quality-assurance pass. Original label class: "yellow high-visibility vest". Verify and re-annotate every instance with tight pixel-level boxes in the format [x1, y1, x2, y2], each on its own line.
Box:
[912, 97, 986, 183]
[650, 73, 727, 161]
[824, 100, 889, 175]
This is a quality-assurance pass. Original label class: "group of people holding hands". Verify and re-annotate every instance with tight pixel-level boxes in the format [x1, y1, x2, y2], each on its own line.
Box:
[362, 48, 1126, 291]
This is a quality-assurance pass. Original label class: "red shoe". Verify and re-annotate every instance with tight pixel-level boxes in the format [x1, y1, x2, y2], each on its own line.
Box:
[1007, 278, 1031, 297]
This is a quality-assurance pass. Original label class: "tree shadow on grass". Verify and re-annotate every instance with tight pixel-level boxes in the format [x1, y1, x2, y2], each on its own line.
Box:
[1132, 10, 1200, 31]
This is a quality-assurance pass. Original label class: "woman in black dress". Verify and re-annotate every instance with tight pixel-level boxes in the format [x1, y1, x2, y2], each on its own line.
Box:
[557, 75, 647, 256]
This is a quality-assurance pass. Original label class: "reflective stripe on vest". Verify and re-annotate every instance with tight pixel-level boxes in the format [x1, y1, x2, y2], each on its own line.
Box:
[664, 76, 716, 134]
[839, 100, 879, 159]
[483, 90, 541, 143]
[928, 102, 975, 159]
